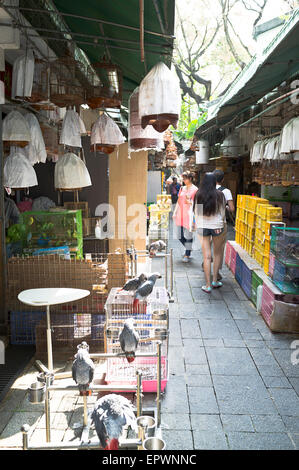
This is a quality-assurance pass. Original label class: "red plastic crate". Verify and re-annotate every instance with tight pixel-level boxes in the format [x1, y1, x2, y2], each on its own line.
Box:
[230, 246, 237, 274]
[261, 280, 299, 327]
[225, 241, 232, 267]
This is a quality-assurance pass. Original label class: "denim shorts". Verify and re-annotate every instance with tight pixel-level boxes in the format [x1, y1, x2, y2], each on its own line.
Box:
[197, 227, 225, 237]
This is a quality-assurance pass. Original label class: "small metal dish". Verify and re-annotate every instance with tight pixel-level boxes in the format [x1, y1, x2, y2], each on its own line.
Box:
[152, 309, 167, 321]
[28, 381, 45, 404]
[154, 328, 169, 341]
[137, 415, 156, 438]
[143, 436, 166, 450]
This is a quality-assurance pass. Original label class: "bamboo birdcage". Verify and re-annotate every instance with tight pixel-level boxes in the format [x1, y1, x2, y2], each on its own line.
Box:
[50, 55, 85, 107]
[86, 59, 122, 109]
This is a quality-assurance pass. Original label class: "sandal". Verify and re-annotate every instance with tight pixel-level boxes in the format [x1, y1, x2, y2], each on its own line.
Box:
[202, 285, 212, 293]
[212, 281, 223, 288]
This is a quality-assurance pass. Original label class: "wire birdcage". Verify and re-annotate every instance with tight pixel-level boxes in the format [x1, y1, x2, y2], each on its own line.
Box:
[86, 59, 122, 109]
[50, 55, 85, 107]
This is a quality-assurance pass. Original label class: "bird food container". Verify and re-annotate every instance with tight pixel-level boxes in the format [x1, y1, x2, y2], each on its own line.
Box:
[37, 372, 54, 385]
[152, 309, 167, 321]
[143, 437, 166, 450]
[28, 381, 45, 404]
[137, 415, 156, 438]
[154, 328, 169, 341]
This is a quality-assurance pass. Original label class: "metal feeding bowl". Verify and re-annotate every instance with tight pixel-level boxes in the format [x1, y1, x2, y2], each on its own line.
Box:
[152, 309, 167, 321]
[37, 372, 54, 385]
[28, 381, 46, 404]
[106, 327, 119, 339]
[154, 328, 169, 341]
[137, 415, 156, 438]
[143, 436, 166, 450]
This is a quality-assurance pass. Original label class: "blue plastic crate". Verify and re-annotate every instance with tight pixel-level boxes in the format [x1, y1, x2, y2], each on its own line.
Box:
[10, 311, 46, 345]
[241, 262, 252, 299]
[235, 254, 243, 286]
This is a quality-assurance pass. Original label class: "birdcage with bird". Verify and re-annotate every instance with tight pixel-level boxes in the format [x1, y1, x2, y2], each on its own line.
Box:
[50, 55, 85, 107]
[86, 58, 122, 109]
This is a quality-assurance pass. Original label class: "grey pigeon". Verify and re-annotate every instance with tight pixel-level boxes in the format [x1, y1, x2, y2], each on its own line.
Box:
[119, 272, 147, 293]
[91, 394, 137, 450]
[133, 272, 162, 310]
[119, 318, 140, 363]
[72, 342, 95, 394]
[149, 240, 166, 256]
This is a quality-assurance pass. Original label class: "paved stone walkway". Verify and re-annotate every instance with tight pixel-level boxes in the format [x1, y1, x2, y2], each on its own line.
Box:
[152, 224, 299, 450]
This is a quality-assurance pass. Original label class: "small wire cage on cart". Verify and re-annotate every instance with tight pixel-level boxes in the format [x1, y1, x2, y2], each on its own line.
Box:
[104, 287, 169, 392]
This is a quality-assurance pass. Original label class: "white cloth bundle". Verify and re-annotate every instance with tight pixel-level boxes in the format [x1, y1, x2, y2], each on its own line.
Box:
[24, 113, 47, 165]
[60, 109, 82, 148]
[138, 62, 181, 128]
[250, 140, 264, 163]
[280, 116, 299, 153]
[54, 152, 92, 189]
[2, 110, 31, 143]
[263, 136, 280, 160]
[4, 147, 38, 188]
[11, 50, 34, 99]
[90, 113, 125, 146]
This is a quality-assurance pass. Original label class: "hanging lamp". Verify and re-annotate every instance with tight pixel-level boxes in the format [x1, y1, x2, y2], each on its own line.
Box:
[129, 87, 163, 152]
[54, 152, 92, 190]
[4, 147, 38, 189]
[138, 62, 181, 133]
[90, 113, 125, 154]
[2, 110, 31, 148]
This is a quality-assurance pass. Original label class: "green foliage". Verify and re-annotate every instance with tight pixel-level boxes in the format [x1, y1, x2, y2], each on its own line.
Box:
[172, 104, 208, 141]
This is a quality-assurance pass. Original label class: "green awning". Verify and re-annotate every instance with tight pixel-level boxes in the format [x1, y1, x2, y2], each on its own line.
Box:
[19, 0, 175, 106]
[196, 9, 299, 138]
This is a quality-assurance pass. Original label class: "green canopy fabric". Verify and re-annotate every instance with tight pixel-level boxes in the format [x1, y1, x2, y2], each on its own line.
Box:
[19, 0, 175, 107]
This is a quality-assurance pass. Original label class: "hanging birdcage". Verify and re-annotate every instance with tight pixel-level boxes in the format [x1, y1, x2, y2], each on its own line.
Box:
[139, 62, 181, 133]
[40, 123, 59, 161]
[2, 110, 31, 149]
[50, 55, 85, 107]
[128, 87, 163, 152]
[54, 152, 92, 191]
[86, 59, 122, 109]
[4, 146, 38, 189]
[90, 112, 125, 154]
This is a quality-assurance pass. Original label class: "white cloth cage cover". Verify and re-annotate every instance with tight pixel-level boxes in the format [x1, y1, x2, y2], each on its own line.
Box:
[250, 140, 264, 163]
[24, 113, 47, 165]
[138, 62, 181, 132]
[128, 87, 164, 152]
[90, 113, 125, 146]
[4, 147, 38, 188]
[54, 152, 92, 189]
[262, 136, 280, 160]
[59, 109, 82, 148]
[280, 117, 299, 154]
[11, 50, 34, 99]
[2, 110, 31, 144]
[0, 80, 4, 105]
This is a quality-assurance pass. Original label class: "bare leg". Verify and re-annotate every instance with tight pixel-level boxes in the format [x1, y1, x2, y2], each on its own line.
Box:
[198, 235, 212, 288]
[212, 232, 225, 283]
[219, 224, 227, 271]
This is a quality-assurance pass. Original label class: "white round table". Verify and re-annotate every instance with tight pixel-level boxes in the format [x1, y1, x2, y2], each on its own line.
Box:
[18, 288, 90, 372]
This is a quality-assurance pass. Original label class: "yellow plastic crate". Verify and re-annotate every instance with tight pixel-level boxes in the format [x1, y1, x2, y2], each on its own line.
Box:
[255, 228, 265, 243]
[235, 230, 241, 244]
[256, 202, 271, 218]
[247, 211, 256, 227]
[246, 226, 255, 240]
[235, 219, 241, 232]
[264, 238, 271, 255]
[258, 204, 272, 219]
[264, 256, 269, 274]
[255, 249, 264, 267]
[237, 195, 246, 209]
[247, 197, 269, 213]
[239, 208, 245, 222]
[265, 206, 283, 221]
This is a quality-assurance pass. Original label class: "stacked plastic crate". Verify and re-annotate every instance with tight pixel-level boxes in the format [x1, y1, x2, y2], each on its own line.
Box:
[235, 195, 269, 254]
[254, 205, 283, 274]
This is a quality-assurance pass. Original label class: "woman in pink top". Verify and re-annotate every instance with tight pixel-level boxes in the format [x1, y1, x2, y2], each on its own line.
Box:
[173, 171, 198, 262]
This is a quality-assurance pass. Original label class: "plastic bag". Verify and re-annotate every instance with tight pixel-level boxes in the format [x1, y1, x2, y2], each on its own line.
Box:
[138, 62, 181, 132]
[24, 113, 47, 165]
[60, 109, 82, 148]
[129, 87, 164, 153]
[54, 152, 92, 189]
[90, 113, 125, 146]
[11, 50, 34, 99]
[2, 110, 31, 143]
[4, 147, 38, 188]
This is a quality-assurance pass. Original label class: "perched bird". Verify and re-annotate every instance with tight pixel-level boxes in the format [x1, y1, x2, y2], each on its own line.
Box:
[119, 318, 139, 363]
[91, 394, 137, 450]
[149, 240, 166, 257]
[119, 272, 147, 293]
[72, 342, 95, 395]
[133, 272, 162, 311]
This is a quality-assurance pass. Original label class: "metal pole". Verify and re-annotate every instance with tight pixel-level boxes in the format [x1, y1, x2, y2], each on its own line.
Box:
[0, 103, 7, 328]
[130, 244, 134, 277]
[169, 248, 174, 302]
[134, 245, 138, 277]
[21, 424, 30, 450]
[46, 305, 53, 373]
[45, 374, 51, 443]
[164, 251, 168, 291]
[136, 371, 142, 418]
[83, 395, 88, 427]
[48, 384, 137, 392]
[156, 341, 162, 428]
[89, 352, 157, 359]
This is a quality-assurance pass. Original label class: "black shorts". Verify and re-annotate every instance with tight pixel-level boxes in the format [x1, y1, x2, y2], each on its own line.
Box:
[197, 227, 225, 237]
